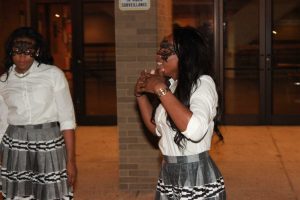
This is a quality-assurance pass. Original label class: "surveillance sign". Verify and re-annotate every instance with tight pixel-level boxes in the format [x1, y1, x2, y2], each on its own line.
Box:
[119, 0, 150, 11]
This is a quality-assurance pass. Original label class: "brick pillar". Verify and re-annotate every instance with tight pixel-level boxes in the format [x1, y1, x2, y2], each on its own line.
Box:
[115, 0, 172, 192]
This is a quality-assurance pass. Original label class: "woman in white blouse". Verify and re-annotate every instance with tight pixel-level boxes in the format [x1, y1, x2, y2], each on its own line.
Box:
[135, 26, 226, 199]
[0, 27, 76, 199]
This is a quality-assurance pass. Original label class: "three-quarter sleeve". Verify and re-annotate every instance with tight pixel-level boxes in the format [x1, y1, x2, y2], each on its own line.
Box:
[181, 77, 218, 141]
[0, 94, 8, 141]
[53, 68, 76, 131]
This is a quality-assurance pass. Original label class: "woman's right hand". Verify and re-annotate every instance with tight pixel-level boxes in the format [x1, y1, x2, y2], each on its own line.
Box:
[135, 71, 146, 97]
[134, 70, 158, 134]
[135, 69, 166, 97]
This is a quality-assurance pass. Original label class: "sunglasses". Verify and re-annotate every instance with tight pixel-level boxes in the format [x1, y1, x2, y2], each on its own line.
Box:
[157, 39, 176, 62]
[11, 40, 38, 57]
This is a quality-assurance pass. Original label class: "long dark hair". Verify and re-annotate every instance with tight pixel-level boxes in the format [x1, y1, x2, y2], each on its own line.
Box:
[153, 26, 223, 148]
[1, 26, 53, 81]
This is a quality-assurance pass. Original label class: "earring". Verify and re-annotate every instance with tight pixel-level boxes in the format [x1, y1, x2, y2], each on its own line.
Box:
[35, 51, 40, 57]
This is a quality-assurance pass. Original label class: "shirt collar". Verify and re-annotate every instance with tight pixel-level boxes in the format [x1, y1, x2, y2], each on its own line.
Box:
[169, 78, 177, 86]
[168, 78, 178, 91]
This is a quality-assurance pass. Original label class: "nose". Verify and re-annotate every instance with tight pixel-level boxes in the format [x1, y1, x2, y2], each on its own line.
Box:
[18, 54, 28, 60]
[156, 55, 163, 68]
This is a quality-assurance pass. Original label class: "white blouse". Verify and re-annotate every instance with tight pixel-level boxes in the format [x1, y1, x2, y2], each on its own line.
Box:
[155, 75, 218, 156]
[0, 61, 76, 140]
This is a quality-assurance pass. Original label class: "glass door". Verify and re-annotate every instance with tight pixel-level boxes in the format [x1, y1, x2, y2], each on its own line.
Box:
[222, 0, 300, 124]
[73, 0, 116, 125]
[83, 3, 115, 117]
[222, 0, 262, 124]
[268, 0, 300, 124]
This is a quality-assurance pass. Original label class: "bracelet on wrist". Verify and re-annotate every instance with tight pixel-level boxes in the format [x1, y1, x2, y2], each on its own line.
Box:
[156, 87, 170, 98]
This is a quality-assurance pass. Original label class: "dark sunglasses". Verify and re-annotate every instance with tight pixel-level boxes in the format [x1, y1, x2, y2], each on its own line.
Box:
[11, 40, 37, 57]
[157, 39, 176, 61]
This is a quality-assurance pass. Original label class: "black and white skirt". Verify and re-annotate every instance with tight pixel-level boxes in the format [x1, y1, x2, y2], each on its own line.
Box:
[156, 151, 226, 200]
[0, 122, 73, 200]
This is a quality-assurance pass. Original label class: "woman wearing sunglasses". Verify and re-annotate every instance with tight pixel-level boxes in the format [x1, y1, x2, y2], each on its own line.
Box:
[0, 27, 76, 200]
[135, 26, 226, 200]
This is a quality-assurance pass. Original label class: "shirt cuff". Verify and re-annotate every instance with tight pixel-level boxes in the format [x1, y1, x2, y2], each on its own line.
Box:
[182, 115, 208, 141]
[60, 120, 76, 131]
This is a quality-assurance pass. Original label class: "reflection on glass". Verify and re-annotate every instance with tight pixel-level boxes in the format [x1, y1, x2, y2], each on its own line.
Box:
[85, 71, 116, 115]
[225, 70, 259, 114]
[272, 0, 300, 114]
[223, 0, 260, 115]
[273, 71, 300, 114]
[83, 2, 116, 116]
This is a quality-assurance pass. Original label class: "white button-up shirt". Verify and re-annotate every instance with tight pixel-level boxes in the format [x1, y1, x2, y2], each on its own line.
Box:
[0, 61, 76, 141]
[155, 75, 218, 156]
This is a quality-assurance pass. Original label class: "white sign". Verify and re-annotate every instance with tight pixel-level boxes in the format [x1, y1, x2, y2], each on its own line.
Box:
[119, 0, 150, 11]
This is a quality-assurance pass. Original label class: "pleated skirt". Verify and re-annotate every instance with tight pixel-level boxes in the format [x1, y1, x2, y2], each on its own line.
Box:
[156, 151, 226, 200]
[0, 122, 73, 200]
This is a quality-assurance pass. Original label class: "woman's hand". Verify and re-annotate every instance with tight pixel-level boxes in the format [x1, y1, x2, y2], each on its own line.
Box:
[63, 129, 77, 188]
[67, 160, 77, 187]
[134, 70, 158, 134]
[134, 70, 148, 97]
[135, 69, 167, 96]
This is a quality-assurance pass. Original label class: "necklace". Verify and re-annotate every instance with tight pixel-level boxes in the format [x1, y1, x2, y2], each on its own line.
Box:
[14, 72, 30, 78]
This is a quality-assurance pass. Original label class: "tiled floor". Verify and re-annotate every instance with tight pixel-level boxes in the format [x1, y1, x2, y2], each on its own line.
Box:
[75, 126, 300, 200]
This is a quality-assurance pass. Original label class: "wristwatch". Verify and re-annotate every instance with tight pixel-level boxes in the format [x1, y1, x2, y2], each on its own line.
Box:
[156, 87, 170, 98]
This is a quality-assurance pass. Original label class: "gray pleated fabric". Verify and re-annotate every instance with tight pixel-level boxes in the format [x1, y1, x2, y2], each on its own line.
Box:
[0, 122, 73, 200]
[156, 151, 226, 200]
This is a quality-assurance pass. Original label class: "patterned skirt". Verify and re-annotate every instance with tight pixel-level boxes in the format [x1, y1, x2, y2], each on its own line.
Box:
[156, 151, 226, 200]
[0, 122, 73, 200]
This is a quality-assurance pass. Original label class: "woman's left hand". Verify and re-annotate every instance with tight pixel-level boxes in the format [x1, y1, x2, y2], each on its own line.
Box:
[141, 70, 167, 94]
[67, 160, 77, 187]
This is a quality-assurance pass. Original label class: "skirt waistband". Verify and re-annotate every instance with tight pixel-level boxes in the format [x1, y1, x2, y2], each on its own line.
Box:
[163, 151, 209, 164]
[10, 122, 59, 129]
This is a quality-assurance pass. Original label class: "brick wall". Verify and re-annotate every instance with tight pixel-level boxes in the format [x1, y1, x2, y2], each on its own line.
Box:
[115, 0, 172, 192]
